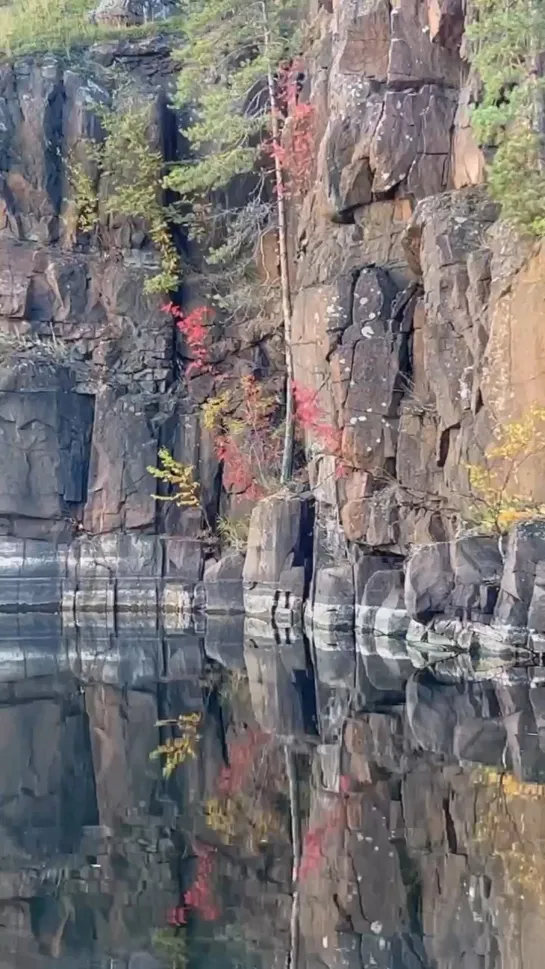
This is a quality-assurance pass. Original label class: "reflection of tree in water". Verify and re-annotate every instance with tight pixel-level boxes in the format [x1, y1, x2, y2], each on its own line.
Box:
[473, 766, 545, 910]
[153, 924, 264, 969]
[150, 713, 202, 778]
[205, 727, 289, 852]
[152, 663, 299, 969]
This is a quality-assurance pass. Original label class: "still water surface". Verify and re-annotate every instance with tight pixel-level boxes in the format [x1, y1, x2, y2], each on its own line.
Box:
[1, 613, 545, 969]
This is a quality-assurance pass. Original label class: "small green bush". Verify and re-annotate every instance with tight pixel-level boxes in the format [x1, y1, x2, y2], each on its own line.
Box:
[68, 104, 182, 293]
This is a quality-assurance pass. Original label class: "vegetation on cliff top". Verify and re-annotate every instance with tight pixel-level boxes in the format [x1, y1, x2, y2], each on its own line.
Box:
[0, 0, 182, 56]
[0, 0, 96, 55]
[468, 0, 545, 235]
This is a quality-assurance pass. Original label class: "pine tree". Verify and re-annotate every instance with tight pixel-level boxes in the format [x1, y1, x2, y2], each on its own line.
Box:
[166, 0, 300, 483]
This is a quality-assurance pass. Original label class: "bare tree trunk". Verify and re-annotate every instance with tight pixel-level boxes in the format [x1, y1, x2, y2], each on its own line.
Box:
[263, 2, 295, 484]
[284, 744, 301, 969]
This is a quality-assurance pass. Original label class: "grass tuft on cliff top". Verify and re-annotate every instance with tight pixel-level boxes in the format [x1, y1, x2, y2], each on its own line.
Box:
[0, 0, 97, 55]
[0, 0, 183, 57]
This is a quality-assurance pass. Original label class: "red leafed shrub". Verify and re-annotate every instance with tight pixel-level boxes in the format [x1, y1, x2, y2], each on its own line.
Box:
[293, 381, 344, 465]
[299, 801, 344, 882]
[163, 302, 211, 376]
[283, 102, 315, 196]
[209, 377, 347, 500]
[215, 435, 265, 500]
[168, 842, 220, 925]
[267, 60, 316, 198]
[217, 729, 268, 796]
[212, 375, 282, 499]
[183, 843, 220, 921]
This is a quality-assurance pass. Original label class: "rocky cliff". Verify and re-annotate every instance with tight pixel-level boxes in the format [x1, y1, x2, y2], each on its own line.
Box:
[1, 0, 545, 635]
[291, 0, 545, 555]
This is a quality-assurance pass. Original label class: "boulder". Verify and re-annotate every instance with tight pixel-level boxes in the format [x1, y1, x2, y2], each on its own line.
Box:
[496, 521, 545, 628]
[357, 568, 409, 637]
[243, 495, 313, 619]
[202, 552, 244, 613]
[0, 376, 93, 540]
[311, 563, 354, 630]
[450, 534, 503, 619]
[93, 0, 177, 23]
[334, 268, 410, 473]
[405, 542, 454, 623]
[93, 0, 144, 25]
[528, 562, 545, 633]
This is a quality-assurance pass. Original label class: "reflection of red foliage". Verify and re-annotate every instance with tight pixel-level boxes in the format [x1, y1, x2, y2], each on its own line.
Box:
[218, 729, 268, 795]
[163, 302, 211, 376]
[167, 842, 220, 926]
[299, 801, 344, 882]
[183, 844, 220, 921]
[167, 905, 187, 926]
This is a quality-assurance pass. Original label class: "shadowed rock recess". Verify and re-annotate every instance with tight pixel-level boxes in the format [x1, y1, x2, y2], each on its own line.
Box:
[2, 0, 545, 642]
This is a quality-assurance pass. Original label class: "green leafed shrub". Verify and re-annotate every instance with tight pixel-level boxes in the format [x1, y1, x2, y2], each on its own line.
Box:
[468, 0, 545, 235]
[68, 104, 182, 293]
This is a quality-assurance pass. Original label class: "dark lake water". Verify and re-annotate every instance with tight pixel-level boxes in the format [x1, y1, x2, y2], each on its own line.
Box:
[1, 612, 545, 969]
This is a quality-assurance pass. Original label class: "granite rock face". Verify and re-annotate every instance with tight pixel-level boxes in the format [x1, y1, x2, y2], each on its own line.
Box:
[291, 0, 545, 569]
[3, 0, 545, 632]
[401, 525, 545, 651]
[0, 37, 282, 558]
[243, 494, 314, 620]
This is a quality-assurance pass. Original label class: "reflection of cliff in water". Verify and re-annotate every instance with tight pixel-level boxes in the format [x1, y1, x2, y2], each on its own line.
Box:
[2, 614, 545, 969]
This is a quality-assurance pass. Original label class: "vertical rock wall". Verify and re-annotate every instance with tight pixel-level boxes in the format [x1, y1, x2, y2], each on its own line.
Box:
[292, 0, 545, 558]
[3, 0, 545, 604]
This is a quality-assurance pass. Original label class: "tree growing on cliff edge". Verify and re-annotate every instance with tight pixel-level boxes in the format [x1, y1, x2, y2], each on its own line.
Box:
[166, 0, 303, 484]
[468, 0, 545, 235]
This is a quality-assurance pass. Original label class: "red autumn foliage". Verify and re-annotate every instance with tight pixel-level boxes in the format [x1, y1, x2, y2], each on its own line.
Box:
[163, 302, 211, 376]
[167, 842, 220, 926]
[293, 381, 345, 468]
[215, 435, 265, 500]
[217, 729, 268, 796]
[183, 843, 220, 921]
[212, 376, 347, 499]
[214, 374, 282, 499]
[266, 59, 315, 198]
[299, 800, 344, 882]
[166, 905, 187, 926]
[281, 102, 315, 196]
